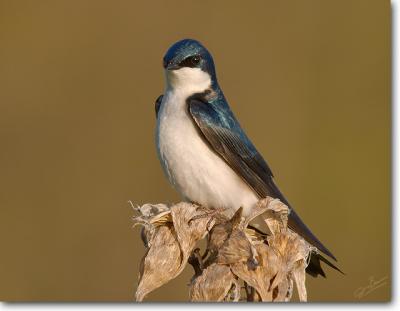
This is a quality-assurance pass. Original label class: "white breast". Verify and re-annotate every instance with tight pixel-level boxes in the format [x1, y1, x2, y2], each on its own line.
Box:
[156, 76, 259, 216]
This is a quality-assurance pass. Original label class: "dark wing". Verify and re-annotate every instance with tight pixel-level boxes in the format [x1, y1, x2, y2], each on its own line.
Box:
[155, 95, 163, 118]
[188, 97, 340, 272]
[188, 99, 277, 199]
[188, 96, 290, 201]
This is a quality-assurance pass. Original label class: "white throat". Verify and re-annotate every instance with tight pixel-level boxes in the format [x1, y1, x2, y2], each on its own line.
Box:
[165, 67, 211, 96]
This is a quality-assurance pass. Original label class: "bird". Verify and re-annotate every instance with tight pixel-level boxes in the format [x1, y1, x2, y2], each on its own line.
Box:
[154, 38, 342, 277]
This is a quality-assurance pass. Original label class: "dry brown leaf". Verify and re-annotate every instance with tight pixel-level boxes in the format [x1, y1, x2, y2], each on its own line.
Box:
[230, 243, 280, 301]
[292, 260, 308, 302]
[190, 264, 235, 302]
[268, 232, 309, 274]
[135, 202, 215, 301]
[171, 202, 213, 259]
[258, 198, 289, 234]
[138, 203, 170, 217]
[217, 230, 255, 267]
[135, 225, 181, 301]
[207, 221, 232, 253]
[267, 232, 309, 300]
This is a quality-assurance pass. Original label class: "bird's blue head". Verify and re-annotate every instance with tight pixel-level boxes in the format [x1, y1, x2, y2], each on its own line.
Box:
[163, 39, 218, 91]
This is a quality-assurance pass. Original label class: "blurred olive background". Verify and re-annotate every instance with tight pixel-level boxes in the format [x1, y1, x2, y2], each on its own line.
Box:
[0, 0, 390, 302]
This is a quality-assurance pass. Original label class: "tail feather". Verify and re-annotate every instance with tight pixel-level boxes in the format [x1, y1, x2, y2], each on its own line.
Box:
[266, 179, 337, 261]
[288, 208, 337, 261]
[263, 180, 342, 276]
[307, 252, 345, 278]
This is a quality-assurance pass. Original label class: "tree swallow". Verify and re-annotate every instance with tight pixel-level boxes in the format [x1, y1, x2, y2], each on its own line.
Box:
[155, 39, 341, 277]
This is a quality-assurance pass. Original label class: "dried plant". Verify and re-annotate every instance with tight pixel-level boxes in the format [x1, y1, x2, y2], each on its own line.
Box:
[132, 197, 312, 302]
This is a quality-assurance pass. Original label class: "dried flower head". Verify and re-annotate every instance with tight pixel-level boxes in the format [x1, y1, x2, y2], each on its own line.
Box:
[133, 197, 311, 302]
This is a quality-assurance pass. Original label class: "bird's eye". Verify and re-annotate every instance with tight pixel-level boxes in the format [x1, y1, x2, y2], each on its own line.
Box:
[179, 55, 201, 68]
[190, 55, 201, 66]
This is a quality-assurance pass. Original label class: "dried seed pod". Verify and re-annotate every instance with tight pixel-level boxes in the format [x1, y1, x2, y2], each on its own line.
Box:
[190, 263, 236, 302]
[258, 198, 289, 235]
[135, 224, 181, 301]
[133, 198, 311, 302]
[134, 202, 215, 301]
[230, 243, 280, 301]
[217, 229, 256, 267]
[170, 202, 213, 258]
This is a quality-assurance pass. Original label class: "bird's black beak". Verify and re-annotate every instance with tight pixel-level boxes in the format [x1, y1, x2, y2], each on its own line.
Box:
[163, 59, 181, 71]
[166, 63, 181, 71]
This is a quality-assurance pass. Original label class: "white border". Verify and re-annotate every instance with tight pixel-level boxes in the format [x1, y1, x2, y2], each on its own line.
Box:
[0, 1, 397, 310]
